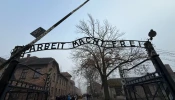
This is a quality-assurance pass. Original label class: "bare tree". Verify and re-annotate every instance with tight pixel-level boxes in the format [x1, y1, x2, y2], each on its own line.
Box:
[72, 61, 100, 96]
[71, 14, 147, 100]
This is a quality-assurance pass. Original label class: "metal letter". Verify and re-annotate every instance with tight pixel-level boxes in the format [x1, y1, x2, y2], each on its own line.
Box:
[51, 43, 57, 49]
[37, 44, 43, 51]
[44, 43, 50, 50]
[120, 41, 126, 47]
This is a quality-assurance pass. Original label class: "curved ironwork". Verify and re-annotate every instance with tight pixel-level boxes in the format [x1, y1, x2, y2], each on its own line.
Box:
[22, 37, 146, 54]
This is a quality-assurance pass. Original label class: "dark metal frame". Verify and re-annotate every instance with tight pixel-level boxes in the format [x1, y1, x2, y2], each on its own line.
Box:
[1, 28, 175, 100]
[121, 41, 175, 100]
[0, 63, 51, 100]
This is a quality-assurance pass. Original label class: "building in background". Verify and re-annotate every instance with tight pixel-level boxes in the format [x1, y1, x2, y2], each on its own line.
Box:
[10, 55, 81, 100]
[108, 64, 175, 100]
[108, 78, 123, 99]
[0, 57, 6, 77]
[0, 57, 6, 65]
[87, 81, 104, 98]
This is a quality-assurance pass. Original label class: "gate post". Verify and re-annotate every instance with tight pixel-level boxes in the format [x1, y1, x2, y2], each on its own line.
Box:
[144, 40, 175, 98]
[0, 46, 23, 99]
[0, 60, 19, 99]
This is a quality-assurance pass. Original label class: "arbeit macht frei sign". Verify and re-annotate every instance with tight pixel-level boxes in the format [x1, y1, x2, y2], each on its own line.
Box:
[24, 37, 146, 54]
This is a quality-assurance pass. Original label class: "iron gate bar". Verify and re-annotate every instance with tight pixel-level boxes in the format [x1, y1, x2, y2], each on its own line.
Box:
[8, 86, 46, 92]
[127, 88, 133, 100]
[160, 82, 170, 100]
[0, 60, 19, 98]
[151, 83, 161, 100]
[123, 86, 129, 100]
[157, 83, 169, 100]
[125, 72, 161, 85]
[142, 85, 149, 100]
[132, 80, 162, 86]
[8, 91, 47, 93]
[132, 86, 137, 100]
[130, 87, 143, 100]
[18, 63, 46, 75]
[126, 76, 161, 86]
[17, 63, 51, 90]
[123, 58, 150, 71]
[9, 80, 45, 90]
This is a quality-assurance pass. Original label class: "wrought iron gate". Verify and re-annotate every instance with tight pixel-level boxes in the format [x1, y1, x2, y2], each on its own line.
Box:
[0, 63, 51, 100]
[120, 41, 175, 100]
[123, 72, 174, 100]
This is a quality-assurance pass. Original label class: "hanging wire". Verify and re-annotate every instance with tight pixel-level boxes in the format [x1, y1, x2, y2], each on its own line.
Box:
[154, 48, 175, 58]
[157, 51, 175, 56]
[0, 55, 11, 60]
[158, 53, 175, 58]
[161, 57, 175, 63]
[156, 48, 175, 53]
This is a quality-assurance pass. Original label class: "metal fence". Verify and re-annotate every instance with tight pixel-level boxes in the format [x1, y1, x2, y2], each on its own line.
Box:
[123, 72, 174, 100]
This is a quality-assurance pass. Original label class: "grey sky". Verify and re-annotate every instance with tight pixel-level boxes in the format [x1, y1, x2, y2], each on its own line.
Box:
[0, 0, 175, 90]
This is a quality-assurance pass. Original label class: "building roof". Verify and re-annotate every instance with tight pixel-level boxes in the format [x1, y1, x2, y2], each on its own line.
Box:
[0, 57, 6, 63]
[70, 80, 75, 85]
[58, 73, 68, 81]
[108, 78, 122, 87]
[19, 56, 60, 75]
[61, 72, 72, 77]
[92, 81, 101, 87]
[19, 56, 55, 65]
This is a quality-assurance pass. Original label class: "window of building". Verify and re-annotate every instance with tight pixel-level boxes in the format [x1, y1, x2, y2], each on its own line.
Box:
[59, 89, 60, 95]
[51, 87, 53, 95]
[53, 73, 55, 82]
[55, 88, 57, 95]
[20, 69, 28, 79]
[57, 76, 59, 83]
[33, 68, 41, 78]
[28, 93, 36, 99]
[60, 78, 62, 85]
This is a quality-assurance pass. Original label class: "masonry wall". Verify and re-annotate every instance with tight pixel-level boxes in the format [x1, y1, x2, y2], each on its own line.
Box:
[14, 64, 48, 86]
[9, 60, 80, 100]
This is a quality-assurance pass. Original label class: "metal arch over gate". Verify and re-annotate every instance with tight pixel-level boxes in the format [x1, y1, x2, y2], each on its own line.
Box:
[23, 37, 146, 54]
[1, 36, 175, 100]
[0, 1, 175, 100]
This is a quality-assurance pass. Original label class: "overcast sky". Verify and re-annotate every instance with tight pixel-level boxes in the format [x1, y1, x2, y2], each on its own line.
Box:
[0, 0, 175, 91]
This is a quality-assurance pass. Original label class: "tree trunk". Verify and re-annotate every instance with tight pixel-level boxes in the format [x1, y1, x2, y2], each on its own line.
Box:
[102, 75, 110, 100]
[89, 80, 94, 95]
